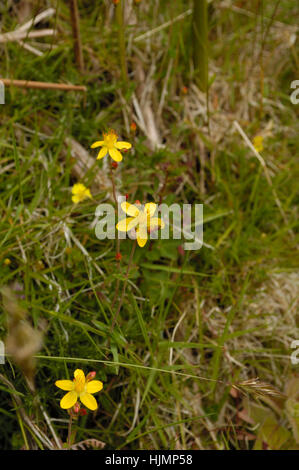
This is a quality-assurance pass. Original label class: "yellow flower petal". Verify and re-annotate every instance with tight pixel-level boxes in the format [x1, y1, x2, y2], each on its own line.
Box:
[71, 183, 92, 203]
[97, 147, 108, 160]
[74, 369, 85, 382]
[136, 226, 148, 247]
[55, 380, 75, 391]
[72, 183, 86, 194]
[86, 380, 103, 394]
[109, 148, 123, 162]
[91, 141, 104, 149]
[121, 202, 140, 217]
[116, 217, 138, 232]
[72, 195, 81, 204]
[144, 202, 157, 217]
[114, 141, 132, 150]
[80, 392, 98, 411]
[60, 391, 78, 409]
[84, 188, 92, 199]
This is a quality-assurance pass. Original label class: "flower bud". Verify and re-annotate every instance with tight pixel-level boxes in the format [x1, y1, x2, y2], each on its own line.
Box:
[130, 122, 137, 132]
[86, 371, 96, 382]
[73, 402, 80, 414]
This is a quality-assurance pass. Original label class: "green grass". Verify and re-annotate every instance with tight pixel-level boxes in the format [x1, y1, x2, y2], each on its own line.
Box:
[0, 0, 298, 450]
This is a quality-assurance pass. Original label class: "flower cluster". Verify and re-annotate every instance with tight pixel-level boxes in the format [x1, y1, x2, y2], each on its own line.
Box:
[89, 129, 165, 247]
[59, 127, 165, 414]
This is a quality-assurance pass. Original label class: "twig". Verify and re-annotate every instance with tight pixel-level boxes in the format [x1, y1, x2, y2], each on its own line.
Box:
[39, 403, 62, 449]
[16, 8, 56, 33]
[0, 29, 55, 43]
[0, 78, 86, 92]
[18, 41, 43, 57]
[69, 0, 84, 73]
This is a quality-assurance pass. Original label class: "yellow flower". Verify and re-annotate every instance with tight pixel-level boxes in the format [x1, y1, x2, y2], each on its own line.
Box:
[116, 201, 165, 248]
[55, 369, 103, 411]
[253, 135, 264, 153]
[4, 258, 11, 266]
[71, 183, 92, 204]
[91, 130, 132, 162]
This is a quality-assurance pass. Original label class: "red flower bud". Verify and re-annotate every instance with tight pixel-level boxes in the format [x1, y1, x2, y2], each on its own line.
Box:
[73, 402, 80, 414]
[115, 252, 122, 261]
[130, 121, 137, 132]
[86, 371, 96, 382]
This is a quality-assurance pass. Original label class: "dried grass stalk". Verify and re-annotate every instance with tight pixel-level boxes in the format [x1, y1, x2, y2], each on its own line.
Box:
[69, 0, 85, 72]
[232, 378, 285, 399]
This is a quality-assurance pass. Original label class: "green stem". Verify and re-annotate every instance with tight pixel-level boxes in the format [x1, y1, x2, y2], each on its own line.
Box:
[116, 0, 128, 83]
[67, 414, 73, 449]
[110, 239, 137, 331]
[110, 169, 121, 308]
[192, 0, 208, 92]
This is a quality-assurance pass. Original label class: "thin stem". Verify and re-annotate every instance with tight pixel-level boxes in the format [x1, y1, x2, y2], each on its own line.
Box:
[110, 169, 121, 308]
[67, 414, 73, 449]
[110, 240, 137, 331]
[110, 169, 120, 254]
[69, 0, 84, 73]
[192, 0, 208, 92]
[115, 0, 128, 83]
[0, 78, 86, 92]
[16, 405, 30, 450]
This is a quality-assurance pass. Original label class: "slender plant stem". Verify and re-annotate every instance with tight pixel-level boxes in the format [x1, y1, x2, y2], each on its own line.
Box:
[0, 78, 86, 92]
[69, 0, 84, 73]
[110, 240, 137, 331]
[110, 169, 121, 308]
[16, 405, 30, 450]
[67, 414, 73, 449]
[259, 0, 264, 119]
[116, 0, 128, 83]
[192, 0, 208, 92]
